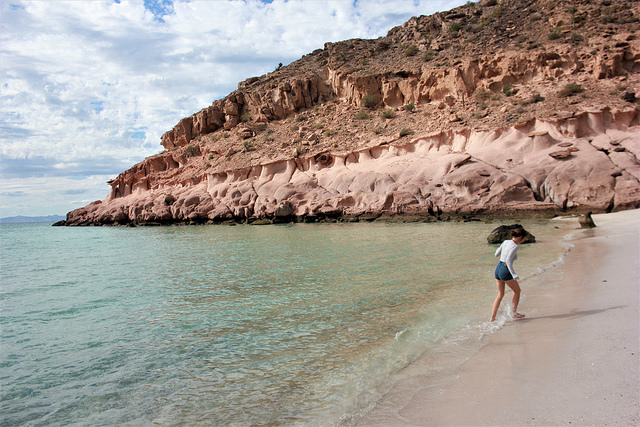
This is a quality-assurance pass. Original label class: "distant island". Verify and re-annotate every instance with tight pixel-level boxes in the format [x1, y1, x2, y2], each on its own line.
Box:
[0, 215, 66, 224]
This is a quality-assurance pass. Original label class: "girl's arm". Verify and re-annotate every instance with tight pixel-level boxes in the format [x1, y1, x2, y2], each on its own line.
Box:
[504, 247, 519, 280]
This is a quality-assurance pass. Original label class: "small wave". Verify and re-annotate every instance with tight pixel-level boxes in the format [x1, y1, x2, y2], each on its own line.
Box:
[478, 313, 507, 337]
[394, 329, 407, 341]
[46, 307, 82, 317]
[524, 237, 575, 283]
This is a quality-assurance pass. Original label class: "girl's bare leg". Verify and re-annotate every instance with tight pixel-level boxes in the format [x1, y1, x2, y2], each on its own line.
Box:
[490, 280, 505, 322]
[505, 279, 525, 318]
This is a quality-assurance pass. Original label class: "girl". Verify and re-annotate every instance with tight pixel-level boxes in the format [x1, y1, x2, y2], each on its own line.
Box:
[490, 228, 528, 322]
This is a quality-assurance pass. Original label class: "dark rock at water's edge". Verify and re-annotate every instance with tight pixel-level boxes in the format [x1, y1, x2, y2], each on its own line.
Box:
[578, 212, 597, 228]
[487, 224, 536, 244]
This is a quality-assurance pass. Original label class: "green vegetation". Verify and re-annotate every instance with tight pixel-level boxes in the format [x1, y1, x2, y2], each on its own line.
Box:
[525, 93, 545, 104]
[548, 28, 563, 40]
[381, 109, 396, 119]
[241, 113, 252, 122]
[491, 6, 504, 18]
[570, 33, 584, 44]
[502, 83, 513, 97]
[422, 51, 437, 62]
[185, 144, 198, 157]
[404, 45, 419, 57]
[355, 110, 370, 120]
[361, 94, 377, 109]
[399, 128, 413, 137]
[559, 83, 584, 97]
[404, 103, 415, 112]
[243, 140, 254, 152]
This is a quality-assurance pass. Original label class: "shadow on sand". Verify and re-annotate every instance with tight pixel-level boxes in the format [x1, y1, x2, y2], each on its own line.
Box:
[519, 305, 625, 321]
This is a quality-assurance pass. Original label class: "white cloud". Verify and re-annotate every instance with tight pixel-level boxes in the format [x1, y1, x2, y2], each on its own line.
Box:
[0, 0, 466, 217]
[0, 175, 114, 217]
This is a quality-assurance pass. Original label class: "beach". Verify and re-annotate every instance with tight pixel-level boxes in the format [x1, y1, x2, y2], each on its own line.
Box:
[359, 209, 639, 426]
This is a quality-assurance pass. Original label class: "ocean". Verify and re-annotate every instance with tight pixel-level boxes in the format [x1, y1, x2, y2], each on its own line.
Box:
[0, 218, 577, 426]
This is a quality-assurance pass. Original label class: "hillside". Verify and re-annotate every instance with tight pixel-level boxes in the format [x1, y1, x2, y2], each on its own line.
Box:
[63, 0, 640, 225]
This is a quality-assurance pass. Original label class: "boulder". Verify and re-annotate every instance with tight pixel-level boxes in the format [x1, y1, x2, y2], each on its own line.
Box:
[578, 211, 596, 228]
[549, 150, 572, 159]
[275, 202, 294, 218]
[487, 224, 536, 244]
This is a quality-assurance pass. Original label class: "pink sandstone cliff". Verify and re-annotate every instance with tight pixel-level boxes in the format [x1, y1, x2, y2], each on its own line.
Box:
[63, 0, 640, 225]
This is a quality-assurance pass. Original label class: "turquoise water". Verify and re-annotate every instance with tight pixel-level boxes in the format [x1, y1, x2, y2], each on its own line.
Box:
[0, 219, 576, 425]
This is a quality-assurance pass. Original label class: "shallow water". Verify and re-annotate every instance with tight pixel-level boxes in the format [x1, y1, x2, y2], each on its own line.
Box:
[0, 218, 576, 425]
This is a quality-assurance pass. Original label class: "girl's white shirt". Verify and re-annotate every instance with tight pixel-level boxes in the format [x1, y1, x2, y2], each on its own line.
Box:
[495, 239, 519, 280]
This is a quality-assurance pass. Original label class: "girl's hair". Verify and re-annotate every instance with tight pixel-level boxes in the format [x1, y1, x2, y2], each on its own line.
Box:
[511, 228, 527, 238]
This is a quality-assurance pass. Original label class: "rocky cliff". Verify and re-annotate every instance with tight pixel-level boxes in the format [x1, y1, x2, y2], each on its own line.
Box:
[63, 0, 640, 225]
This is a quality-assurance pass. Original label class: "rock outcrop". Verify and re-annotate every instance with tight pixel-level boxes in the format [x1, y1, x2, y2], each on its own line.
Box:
[62, 0, 640, 225]
[487, 224, 536, 244]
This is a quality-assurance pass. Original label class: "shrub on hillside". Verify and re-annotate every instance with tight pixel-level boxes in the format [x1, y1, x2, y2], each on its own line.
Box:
[355, 110, 370, 120]
[548, 28, 563, 40]
[559, 83, 584, 97]
[381, 109, 396, 119]
[186, 145, 198, 157]
[404, 45, 419, 57]
[361, 94, 377, 109]
[399, 128, 413, 137]
[243, 140, 254, 152]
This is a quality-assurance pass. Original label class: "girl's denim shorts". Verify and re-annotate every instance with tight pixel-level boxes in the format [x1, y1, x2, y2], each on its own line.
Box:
[495, 261, 513, 281]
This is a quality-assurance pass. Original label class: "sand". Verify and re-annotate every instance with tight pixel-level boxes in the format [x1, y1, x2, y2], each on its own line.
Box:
[359, 209, 639, 426]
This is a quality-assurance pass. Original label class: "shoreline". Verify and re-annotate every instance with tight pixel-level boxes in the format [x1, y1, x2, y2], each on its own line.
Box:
[357, 208, 639, 426]
[55, 206, 588, 227]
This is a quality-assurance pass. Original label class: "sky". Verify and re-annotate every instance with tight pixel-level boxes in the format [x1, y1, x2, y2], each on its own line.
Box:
[0, 0, 467, 218]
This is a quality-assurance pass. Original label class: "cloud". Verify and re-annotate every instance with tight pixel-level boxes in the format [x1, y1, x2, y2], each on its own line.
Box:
[0, 0, 467, 217]
[0, 156, 130, 179]
[0, 175, 113, 217]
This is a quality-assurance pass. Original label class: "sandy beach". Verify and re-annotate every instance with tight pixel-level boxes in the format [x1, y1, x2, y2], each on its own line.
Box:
[359, 209, 639, 426]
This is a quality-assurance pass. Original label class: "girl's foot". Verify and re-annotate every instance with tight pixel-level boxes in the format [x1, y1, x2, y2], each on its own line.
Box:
[513, 312, 525, 319]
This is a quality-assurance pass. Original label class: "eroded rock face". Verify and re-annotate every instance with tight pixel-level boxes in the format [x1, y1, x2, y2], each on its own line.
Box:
[158, 43, 640, 154]
[62, 0, 640, 225]
[65, 108, 640, 225]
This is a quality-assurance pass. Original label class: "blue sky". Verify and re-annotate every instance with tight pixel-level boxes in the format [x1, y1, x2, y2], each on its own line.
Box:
[0, 0, 467, 217]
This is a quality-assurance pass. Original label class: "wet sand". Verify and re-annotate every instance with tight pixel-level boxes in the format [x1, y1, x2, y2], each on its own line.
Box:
[359, 209, 639, 426]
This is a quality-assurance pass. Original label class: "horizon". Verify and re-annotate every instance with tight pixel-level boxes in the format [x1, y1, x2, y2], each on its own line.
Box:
[0, 214, 66, 223]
